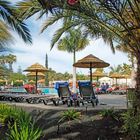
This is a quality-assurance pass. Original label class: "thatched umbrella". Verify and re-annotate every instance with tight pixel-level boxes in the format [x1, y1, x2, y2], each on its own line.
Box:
[27, 72, 45, 78]
[92, 71, 107, 81]
[73, 54, 109, 83]
[24, 63, 48, 92]
[109, 73, 125, 85]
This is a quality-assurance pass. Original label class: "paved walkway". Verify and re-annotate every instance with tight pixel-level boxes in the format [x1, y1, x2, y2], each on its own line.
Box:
[5, 94, 127, 110]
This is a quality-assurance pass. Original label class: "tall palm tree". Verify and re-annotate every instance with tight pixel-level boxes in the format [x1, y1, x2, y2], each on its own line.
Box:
[0, 54, 16, 72]
[6, 54, 16, 72]
[0, 0, 32, 49]
[57, 28, 89, 63]
[56, 28, 89, 92]
[17, 0, 140, 110]
[109, 65, 122, 75]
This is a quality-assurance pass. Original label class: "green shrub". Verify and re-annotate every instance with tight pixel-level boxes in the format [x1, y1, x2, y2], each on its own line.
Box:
[0, 104, 42, 140]
[7, 112, 42, 140]
[121, 109, 140, 139]
[58, 109, 81, 123]
[0, 104, 19, 125]
[100, 108, 116, 118]
[0, 81, 6, 86]
[13, 81, 23, 86]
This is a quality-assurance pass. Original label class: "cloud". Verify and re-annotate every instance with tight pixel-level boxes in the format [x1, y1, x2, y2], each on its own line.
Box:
[12, 35, 129, 75]
[9, 0, 129, 74]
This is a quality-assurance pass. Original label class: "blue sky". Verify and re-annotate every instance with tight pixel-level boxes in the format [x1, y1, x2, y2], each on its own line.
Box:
[10, 0, 129, 74]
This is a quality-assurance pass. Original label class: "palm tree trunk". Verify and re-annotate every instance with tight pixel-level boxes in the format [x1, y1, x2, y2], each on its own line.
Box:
[134, 53, 140, 113]
[130, 54, 136, 87]
[136, 54, 140, 94]
[73, 50, 76, 93]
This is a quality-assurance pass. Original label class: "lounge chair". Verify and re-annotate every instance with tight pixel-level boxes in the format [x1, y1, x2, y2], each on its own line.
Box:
[78, 81, 99, 107]
[55, 82, 80, 106]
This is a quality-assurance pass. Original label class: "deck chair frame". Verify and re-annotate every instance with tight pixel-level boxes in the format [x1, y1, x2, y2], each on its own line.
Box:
[78, 81, 99, 107]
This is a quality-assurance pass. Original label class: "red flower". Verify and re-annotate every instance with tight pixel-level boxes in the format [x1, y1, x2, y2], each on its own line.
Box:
[67, 0, 78, 5]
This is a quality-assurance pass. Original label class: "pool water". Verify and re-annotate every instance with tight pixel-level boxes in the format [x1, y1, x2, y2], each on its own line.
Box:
[4, 87, 58, 95]
[39, 88, 57, 95]
[4, 87, 27, 93]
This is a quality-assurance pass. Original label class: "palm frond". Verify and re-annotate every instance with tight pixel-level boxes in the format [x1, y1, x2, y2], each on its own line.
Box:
[16, 0, 43, 20]
[0, 0, 32, 44]
[0, 20, 13, 50]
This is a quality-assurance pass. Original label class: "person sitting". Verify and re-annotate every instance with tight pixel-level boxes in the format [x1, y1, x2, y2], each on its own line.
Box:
[100, 83, 106, 93]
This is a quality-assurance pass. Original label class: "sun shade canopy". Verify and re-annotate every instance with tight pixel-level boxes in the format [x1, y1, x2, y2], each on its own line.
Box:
[24, 63, 48, 72]
[73, 54, 109, 68]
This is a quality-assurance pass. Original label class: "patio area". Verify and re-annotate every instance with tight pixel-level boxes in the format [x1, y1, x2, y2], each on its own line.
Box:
[7, 94, 127, 110]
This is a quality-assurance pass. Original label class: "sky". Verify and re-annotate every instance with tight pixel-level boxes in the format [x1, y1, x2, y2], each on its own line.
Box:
[10, 0, 129, 75]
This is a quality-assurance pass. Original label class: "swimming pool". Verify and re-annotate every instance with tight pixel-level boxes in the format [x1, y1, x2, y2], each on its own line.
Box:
[39, 88, 57, 95]
[4, 87, 57, 95]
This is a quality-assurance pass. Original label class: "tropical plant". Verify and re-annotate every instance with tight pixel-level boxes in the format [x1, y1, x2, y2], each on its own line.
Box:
[58, 109, 81, 123]
[0, 65, 10, 78]
[56, 28, 89, 62]
[0, 54, 16, 72]
[9, 73, 26, 83]
[0, 0, 32, 49]
[55, 28, 89, 92]
[0, 104, 42, 140]
[57, 109, 81, 133]
[0, 104, 18, 127]
[17, 0, 140, 111]
[13, 80, 23, 87]
[7, 111, 42, 140]
[0, 80, 6, 86]
[109, 65, 122, 75]
[121, 63, 132, 75]
[100, 108, 116, 118]
[121, 109, 140, 139]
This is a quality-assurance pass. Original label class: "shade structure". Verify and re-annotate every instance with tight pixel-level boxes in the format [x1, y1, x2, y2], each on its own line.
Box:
[109, 73, 125, 85]
[27, 72, 45, 77]
[73, 54, 110, 83]
[24, 63, 48, 93]
[92, 71, 107, 81]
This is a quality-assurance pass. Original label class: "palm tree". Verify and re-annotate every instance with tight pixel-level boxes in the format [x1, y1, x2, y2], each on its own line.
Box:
[55, 28, 89, 92]
[0, 0, 32, 49]
[17, 0, 140, 110]
[109, 65, 122, 75]
[6, 54, 16, 72]
[0, 54, 16, 72]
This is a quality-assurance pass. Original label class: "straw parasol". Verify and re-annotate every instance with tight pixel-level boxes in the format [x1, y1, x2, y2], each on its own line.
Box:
[27, 72, 45, 77]
[92, 71, 107, 81]
[73, 54, 110, 83]
[109, 73, 125, 85]
[24, 63, 48, 92]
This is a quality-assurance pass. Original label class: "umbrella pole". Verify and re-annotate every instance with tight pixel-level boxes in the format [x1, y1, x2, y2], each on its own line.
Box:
[35, 71, 38, 93]
[97, 76, 99, 82]
[90, 63, 92, 83]
[116, 78, 117, 86]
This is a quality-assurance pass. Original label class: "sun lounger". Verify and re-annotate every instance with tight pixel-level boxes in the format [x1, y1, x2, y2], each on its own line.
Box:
[55, 82, 80, 106]
[111, 90, 127, 95]
[26, 94, 58, 104]
[78, 81, 99, 107]
[0, 91, 58, 104]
